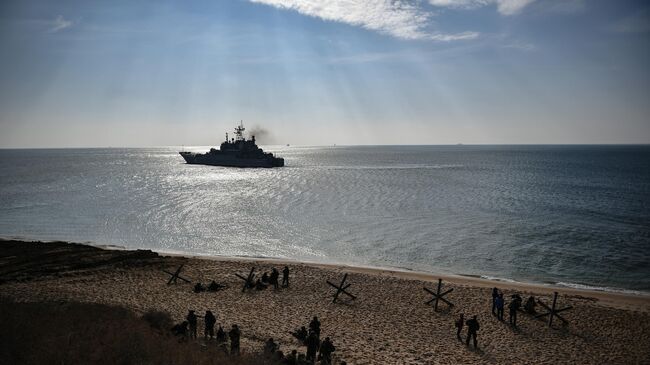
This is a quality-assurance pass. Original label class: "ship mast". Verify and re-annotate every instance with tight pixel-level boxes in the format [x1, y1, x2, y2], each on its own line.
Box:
[234, 120, 245, 141]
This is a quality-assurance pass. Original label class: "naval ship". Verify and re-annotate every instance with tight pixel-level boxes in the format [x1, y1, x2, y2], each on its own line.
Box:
[179, 122, 284, 168]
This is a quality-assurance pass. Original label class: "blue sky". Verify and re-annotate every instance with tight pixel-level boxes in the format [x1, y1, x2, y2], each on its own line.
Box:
[0, 0, 648, 147]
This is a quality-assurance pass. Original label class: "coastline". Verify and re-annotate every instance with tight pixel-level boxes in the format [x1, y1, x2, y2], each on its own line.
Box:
[164, 251, 650, 314]
[2, 239, 650, 364]
[5, 237, 650, 313]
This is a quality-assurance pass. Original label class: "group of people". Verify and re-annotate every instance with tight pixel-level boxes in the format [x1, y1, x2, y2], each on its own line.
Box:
[172, 311, 340, 364]
[288, 316, 337, 364]
[171, 309, 240, 355]
[453, 287, 540, 349]
[168, 264, 344, 363]
[252, 266, 291, 290]
[492, 287, 536, 327]
[454, 314, 480, 348]
[193, 280, 227, 293]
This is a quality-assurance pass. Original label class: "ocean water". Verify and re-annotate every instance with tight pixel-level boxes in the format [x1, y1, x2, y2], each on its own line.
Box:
[1, 145, 649, 293]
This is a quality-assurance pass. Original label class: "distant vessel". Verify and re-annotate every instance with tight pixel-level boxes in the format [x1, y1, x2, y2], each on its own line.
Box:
[179, 122, 284, 168]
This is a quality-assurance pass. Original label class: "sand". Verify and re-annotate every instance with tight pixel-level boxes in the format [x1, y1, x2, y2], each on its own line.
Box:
[1, 240, 649, 364]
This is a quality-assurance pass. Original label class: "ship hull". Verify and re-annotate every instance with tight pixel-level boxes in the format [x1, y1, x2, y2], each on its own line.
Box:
[179, 152, 284, 168]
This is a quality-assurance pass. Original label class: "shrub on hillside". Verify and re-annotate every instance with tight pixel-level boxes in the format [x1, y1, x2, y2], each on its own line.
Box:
[0, 298, 271, 365]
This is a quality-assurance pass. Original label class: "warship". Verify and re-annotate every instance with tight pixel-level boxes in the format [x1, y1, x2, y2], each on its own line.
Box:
[179, 122, 284, 168]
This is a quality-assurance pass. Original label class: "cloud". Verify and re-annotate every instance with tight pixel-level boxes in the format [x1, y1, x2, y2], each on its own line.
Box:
[48, 15, 73, 33]
[248, 0, 478, 41]
[502, 41, 536, 51]
[429, 0, 535, 15]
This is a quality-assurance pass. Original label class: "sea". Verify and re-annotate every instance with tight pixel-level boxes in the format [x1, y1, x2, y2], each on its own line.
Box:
[1, 145, 649, 294]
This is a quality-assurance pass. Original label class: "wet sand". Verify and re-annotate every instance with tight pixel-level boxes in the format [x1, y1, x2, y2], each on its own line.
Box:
[1, 240, 649, 364]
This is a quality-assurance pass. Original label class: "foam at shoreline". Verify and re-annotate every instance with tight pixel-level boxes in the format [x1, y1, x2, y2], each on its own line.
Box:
[4, 236, 649, 298]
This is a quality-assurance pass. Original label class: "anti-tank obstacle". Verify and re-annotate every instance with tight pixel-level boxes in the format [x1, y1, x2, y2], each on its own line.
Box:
[327, 273, 357, 303]
[535, 291, 573, 327]
[163, 264, 191, 285]
[235, 267, 256, 292]
[423, 279, 454, 311]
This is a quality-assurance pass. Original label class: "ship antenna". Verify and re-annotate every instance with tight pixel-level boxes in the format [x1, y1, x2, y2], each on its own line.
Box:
[234, 120, 246, 142]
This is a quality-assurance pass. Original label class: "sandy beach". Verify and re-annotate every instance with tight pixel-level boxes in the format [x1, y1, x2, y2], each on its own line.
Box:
[1, 240, 649, 364]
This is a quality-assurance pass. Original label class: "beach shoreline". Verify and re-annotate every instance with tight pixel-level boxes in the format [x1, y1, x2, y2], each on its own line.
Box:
[2, 239, 650, 364]
[8, 237, 648, 312]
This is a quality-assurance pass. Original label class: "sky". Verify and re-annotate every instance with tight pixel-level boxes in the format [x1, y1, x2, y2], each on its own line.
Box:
[0, 0, 648, 147]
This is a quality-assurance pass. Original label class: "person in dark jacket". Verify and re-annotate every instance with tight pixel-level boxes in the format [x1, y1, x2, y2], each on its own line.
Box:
[309, 316, 321, 337]
[465, 315, 480, 348]
[524, 295, 536, 314]
[496, 293, 505, 321]
[264, 337, 278, 356]
[282, 266, 290, 287]
[229, 324, 241, 355]
[508, 294, 522, 327]
[171, 321, 188, 340]
[270, 268, 280, 289]
[204, 310, 216, 339]
[291, 326, 309, 344]
[455, 313, 464, 341]
[306, 331, 320, 362]
[491, 287, 499, 315]
[319, 337, 336, 364]
[187, 310, 198, 339]
[216, 324, 227, 344]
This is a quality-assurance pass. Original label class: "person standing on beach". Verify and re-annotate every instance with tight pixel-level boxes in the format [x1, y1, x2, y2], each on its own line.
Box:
[282, 266, 290, 287]
[187, 310, 198, 339]
[306, 331, 320, 363]
[465, 315, 480, 348]
[496, 294, 505, 321]
[229, 324, 241, 355]
[524, 296, 536, 314]
[204, 310, 216, 339]
[455, 313, 464, 341]
[319, 337, 336, 365]
[491, 288, 499, 315]
[508, 295, 522, 327]
[270, 268, 280, 289]
[309, 316, 321, 337]
[216, 324, 227, 344]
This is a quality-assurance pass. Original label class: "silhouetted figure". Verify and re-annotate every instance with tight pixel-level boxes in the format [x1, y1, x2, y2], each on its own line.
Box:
[509, 294, 522, 327]
[319, 337, 336, 365]
[270, 268, 280, 289]
[274, 350, 285, 362]
[207, 280, 226, 292]
[204, 310, 216, 339]
[286, 349, 298, 365]
[187, 310, 198, 339]
[261, 272, 270, 284]
[194, 282, 206, 293]
[264, 337, 278, 356]
[309, 316, 321, 337]
[282, 266, 290, 287]
[292, 326, 309, 344]
[216, 324, 227, 344]
[524, 296, 536, 314]
[229, 324, 241, 355]
[255, 278, 268, 290]
[171, 321, 188, 340]
[491, 287, 499, 315]
[465, 315, 480, 348]
[455, 313, 464, 341]
[306, 331, 320, 363]
[496, 293, 504, 321]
